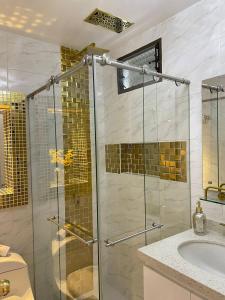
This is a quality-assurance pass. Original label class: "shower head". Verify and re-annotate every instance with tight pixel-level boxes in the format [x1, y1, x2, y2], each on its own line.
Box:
[84, 8, 134, 33]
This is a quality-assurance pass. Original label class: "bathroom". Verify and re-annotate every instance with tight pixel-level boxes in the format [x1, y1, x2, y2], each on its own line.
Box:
[0, 0, 225, 299]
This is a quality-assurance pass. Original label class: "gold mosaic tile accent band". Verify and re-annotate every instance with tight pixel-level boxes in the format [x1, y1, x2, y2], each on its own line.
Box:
[0, 91, 28, 208]
[105, 142, 187, 182]
[144, 143, 160, 176]
[159, 141, 187, 182]
[105, 144, 121, 173]
[121, 143, 145, 174]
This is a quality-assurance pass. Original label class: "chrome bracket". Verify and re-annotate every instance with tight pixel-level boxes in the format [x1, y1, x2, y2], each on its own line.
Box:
[46, 76, 55, 90]
[99, 53, 111, 66]
[83, 54, 93, 66]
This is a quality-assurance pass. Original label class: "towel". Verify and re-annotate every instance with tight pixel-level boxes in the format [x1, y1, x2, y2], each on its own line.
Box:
[0, 245, 10, 257]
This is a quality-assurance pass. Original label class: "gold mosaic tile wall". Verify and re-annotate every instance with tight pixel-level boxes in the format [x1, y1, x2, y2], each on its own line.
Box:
[0, 91, 28, 208]
[105, 141, 187, 182]
[61, 46, 93, 297]
[61, 46, 92, 227]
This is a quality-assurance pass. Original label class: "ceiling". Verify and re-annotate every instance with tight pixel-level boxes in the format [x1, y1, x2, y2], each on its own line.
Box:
[0, 0, 200, 50]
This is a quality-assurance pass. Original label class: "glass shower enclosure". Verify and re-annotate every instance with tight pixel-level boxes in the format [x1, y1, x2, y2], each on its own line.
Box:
[27, 54, 191, 300]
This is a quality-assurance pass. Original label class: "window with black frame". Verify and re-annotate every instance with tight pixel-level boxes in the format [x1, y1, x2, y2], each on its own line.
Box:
[117, 38, 162, 94]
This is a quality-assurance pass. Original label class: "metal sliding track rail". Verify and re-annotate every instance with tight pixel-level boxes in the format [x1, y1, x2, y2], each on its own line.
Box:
[27, 57, 89, 99]
[27, 54, 190, 99]
[94, 54, 190, 85]
[202, 83, 224, 92]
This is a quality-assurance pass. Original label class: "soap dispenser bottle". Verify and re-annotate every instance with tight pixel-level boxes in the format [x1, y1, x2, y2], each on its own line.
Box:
[192, 201, 207, 235]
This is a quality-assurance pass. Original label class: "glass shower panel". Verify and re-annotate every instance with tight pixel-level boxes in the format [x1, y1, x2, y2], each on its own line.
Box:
[28, 85, 63, 300]
[93, 61, 146, 300]
[29, 60, 100, 300]
[144, 77, 191, 242]
[56, 62, 100, 300]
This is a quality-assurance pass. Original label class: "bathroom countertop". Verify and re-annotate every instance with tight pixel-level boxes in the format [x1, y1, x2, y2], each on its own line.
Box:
[138, 227, 225, 300]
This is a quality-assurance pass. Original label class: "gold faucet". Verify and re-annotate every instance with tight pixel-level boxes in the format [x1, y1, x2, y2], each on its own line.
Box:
[204, 185, 225, 200]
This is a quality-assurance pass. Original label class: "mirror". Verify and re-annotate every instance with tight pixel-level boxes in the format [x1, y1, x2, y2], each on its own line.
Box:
[202, 75, 225, 200]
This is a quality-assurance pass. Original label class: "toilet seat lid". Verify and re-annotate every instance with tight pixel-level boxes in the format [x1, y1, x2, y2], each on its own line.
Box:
[0, 253, 27, 274]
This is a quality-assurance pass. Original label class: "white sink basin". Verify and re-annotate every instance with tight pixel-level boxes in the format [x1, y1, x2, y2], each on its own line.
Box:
[178, 240, 225, 278]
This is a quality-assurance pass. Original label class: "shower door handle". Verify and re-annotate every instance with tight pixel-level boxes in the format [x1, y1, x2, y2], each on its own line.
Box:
[104, 223, 163, 247]
[47, 216, 97, 246]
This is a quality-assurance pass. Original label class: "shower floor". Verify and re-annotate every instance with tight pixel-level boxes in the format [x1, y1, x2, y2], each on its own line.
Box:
[64, 265, 98, 300]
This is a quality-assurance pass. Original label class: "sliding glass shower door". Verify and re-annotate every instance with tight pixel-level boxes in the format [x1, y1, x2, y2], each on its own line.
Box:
[143, 77, 191, 245]
[92, 60, 148, 300]
[92, 57, 190, 300]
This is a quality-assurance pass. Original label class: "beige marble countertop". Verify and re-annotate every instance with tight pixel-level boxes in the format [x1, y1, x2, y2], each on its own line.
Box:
[138, 226, 225, 300]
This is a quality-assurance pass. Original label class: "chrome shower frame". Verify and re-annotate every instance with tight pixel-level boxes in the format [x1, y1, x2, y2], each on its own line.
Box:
[27, 54, 190, 99]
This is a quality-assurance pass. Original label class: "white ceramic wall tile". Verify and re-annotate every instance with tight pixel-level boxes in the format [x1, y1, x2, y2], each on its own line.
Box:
[7, 69, 49, 94]
[7, 32, 60, 76]
[201, 201, 224, 223]
[0, 30, 8, 90]
[0, 68, 8, 90]
[109, 0, 225, 222]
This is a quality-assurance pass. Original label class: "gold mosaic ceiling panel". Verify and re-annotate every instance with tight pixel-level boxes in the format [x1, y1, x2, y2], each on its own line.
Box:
[84, 9, 134, 33]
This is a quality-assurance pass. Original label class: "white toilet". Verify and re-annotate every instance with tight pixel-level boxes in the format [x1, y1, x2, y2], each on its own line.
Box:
[0, 252, 34, 300]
